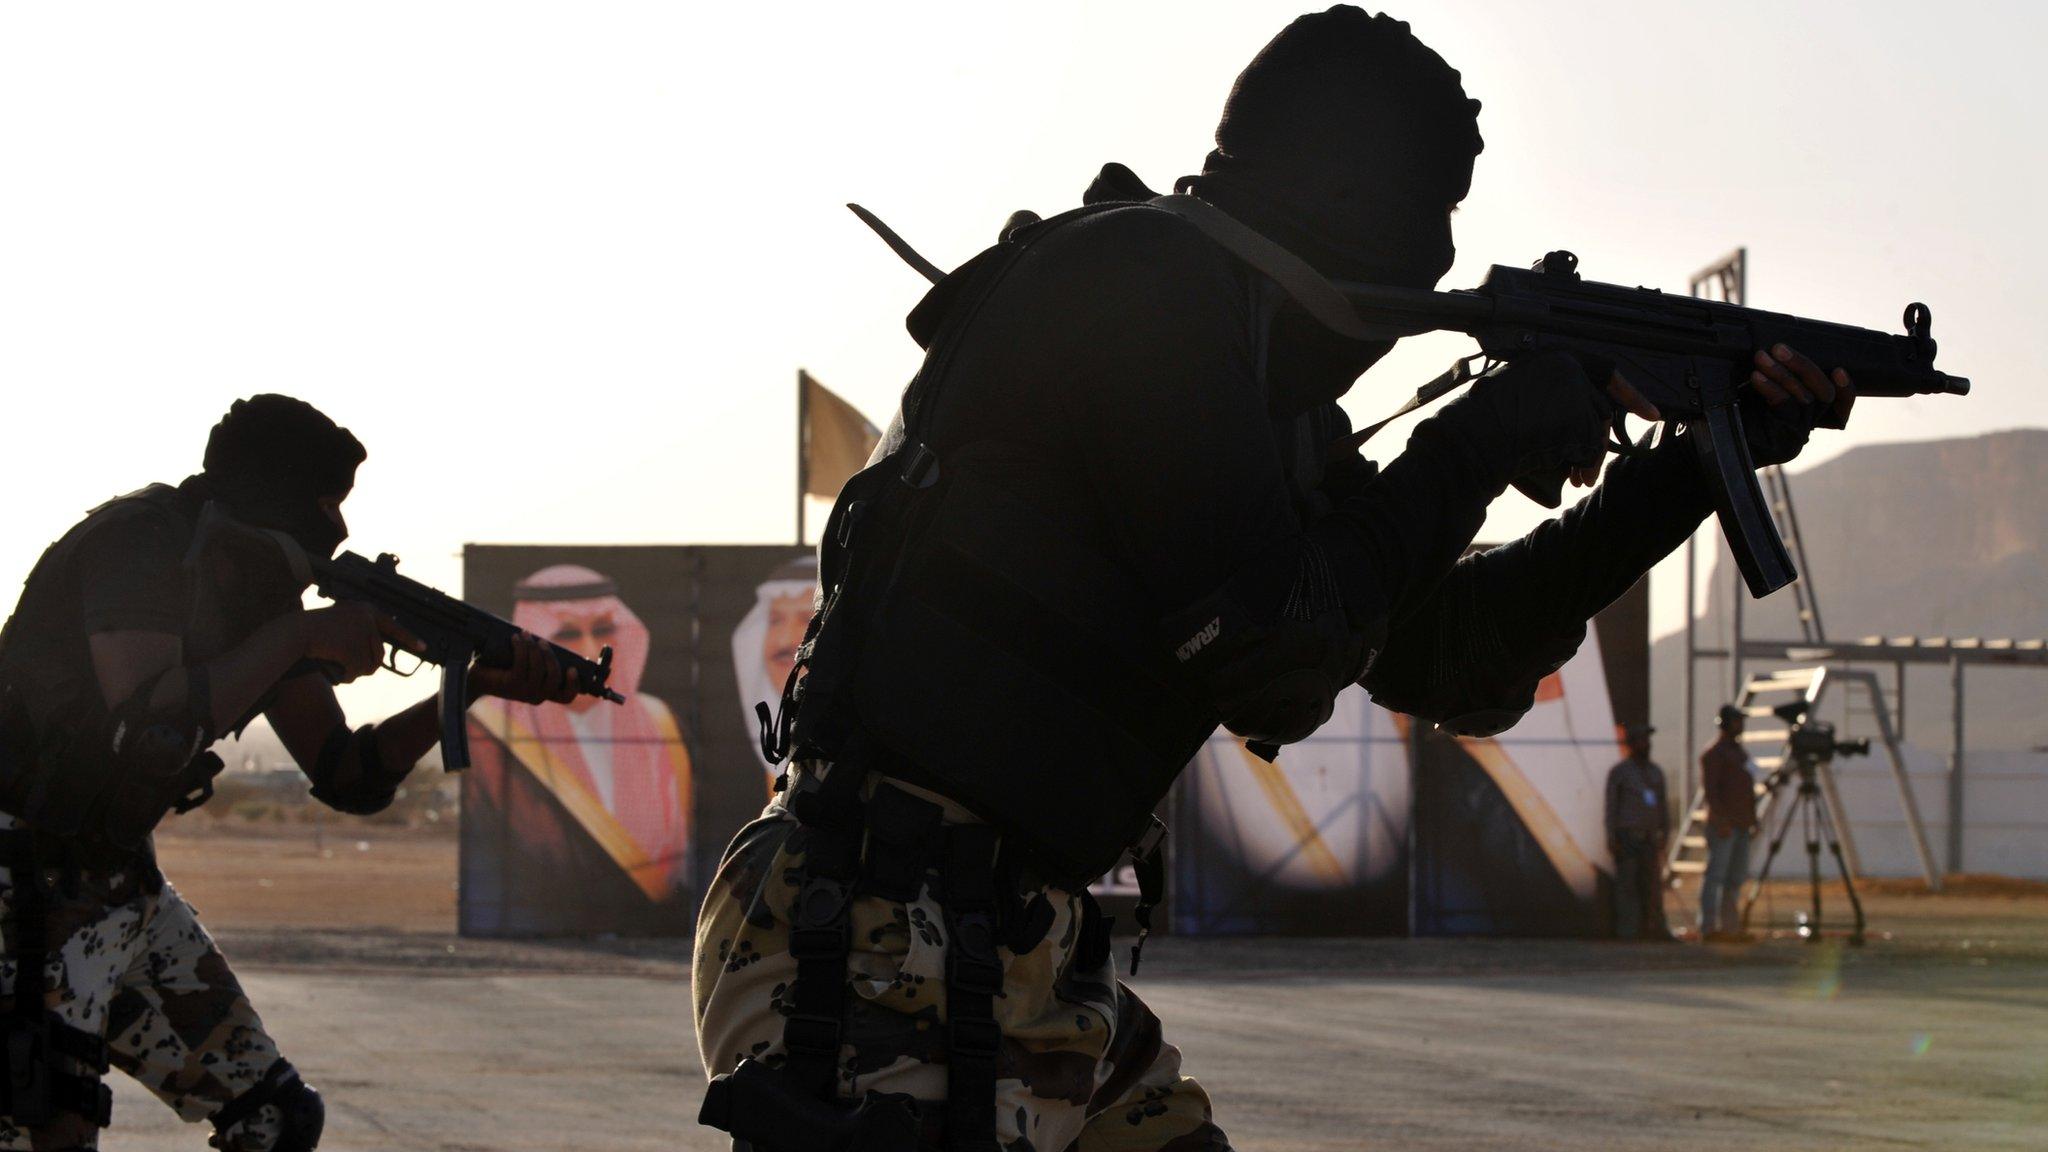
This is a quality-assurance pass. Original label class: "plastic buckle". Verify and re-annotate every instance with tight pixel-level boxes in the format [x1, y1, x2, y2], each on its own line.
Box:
[1130, 815, 1166, 861]
[782, 1013, 843, 1058]
[791, 876, 852, 932]
[948, 1017, 1003, 1061]
[948, 909, 998, 955]
[52, 1022, 109, 1074]
[789, 923, 851, 964]
[172, 780, 215, 815]
[7, 1024, 39, 1090]
[947, 912, 1004, 996]
[6, 1022, 53, 1126]
[788, 770, 858, 832]
[898, 442, 941, 489]
[836, 499, 869, 547]
[950, 954, 1005, 998]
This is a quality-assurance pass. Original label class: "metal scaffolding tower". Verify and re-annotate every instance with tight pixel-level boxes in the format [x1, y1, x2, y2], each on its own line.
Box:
[1676, 247, 2048, 880]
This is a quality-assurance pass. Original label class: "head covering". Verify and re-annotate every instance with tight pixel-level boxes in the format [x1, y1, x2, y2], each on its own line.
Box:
[1718, 704, 1745, 729]
[511, 565, 648, 701]
[504, 565, 688, 889]
[1623, 722, 1657, 743]
[731, 555, 820, 778]
[1180, 6, 1482, 290]
[201, 394, 365, 557]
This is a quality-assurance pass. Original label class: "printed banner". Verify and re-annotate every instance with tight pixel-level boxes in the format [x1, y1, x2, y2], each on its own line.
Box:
[459, 545, 813, 937]
[1173, 576, 1648, 937]
[457, 544, 1646, 939]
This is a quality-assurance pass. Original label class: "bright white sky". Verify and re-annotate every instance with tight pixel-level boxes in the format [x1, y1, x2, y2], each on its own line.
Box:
[3, 1, 2041, 721]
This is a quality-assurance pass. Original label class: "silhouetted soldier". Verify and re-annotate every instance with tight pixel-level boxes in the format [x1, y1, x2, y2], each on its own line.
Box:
[695, 8, 1856, 1149]
[0, 395, 575, 1151]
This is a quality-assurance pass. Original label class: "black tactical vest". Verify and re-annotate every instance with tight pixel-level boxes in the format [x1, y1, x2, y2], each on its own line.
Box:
[785, 201, 1355, 889]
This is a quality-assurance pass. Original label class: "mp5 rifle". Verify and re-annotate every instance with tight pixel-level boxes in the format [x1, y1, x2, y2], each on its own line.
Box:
[310, 550, 626, 769]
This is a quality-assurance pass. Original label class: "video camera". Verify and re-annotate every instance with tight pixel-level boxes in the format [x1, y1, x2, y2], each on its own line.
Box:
[1771, 701, 1871, 771]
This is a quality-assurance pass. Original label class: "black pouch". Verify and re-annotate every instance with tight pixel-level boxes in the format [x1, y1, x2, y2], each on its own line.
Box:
[700, 1058, 922, 1152]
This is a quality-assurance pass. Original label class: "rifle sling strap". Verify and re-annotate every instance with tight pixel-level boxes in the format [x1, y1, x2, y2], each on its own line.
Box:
[779, 756, 871, 1100]
[776, 754, 1023, 1151]
[939, 824, 1003, 1152]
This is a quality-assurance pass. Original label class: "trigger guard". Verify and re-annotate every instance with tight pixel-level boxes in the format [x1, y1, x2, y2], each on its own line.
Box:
[1607, 411, 1652, 458]
[381, 646, 423, 677]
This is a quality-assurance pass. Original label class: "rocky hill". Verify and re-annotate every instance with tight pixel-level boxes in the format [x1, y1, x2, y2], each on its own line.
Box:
[1652, 428, 2048, 752]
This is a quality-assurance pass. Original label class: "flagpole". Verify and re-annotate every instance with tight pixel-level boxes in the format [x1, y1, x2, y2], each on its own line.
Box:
[796, 370, 809, 546]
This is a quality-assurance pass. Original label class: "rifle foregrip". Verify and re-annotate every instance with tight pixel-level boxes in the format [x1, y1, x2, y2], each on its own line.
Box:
[439, 662, 472, 771]
[1691, 407, 1796, 598]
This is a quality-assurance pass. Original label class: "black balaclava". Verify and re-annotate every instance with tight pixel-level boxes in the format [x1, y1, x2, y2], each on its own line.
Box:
[199, 394, 364, 558]
[1181, 7, 1484, 416]
[1183, 6, 1482, 290]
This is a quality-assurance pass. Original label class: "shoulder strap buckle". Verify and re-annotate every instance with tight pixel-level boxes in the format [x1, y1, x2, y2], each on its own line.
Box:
[898, 442, 942, 490]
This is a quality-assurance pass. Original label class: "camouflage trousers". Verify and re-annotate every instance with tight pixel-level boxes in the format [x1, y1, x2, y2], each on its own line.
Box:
[0, 824, 285, 1150]
[693, 770, 1231, 1152]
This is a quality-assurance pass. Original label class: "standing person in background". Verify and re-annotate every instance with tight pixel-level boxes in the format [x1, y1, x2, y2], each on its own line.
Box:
[1605, 723, 1671, 939]
[1698, 703, 1760, 940]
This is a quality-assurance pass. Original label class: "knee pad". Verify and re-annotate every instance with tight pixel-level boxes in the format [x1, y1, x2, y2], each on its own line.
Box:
[210, 1059, 325, 1152]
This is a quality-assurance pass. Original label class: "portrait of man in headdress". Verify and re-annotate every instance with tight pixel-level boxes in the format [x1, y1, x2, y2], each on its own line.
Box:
[464, 564, 693, 931]
[729, 554, 817, 789]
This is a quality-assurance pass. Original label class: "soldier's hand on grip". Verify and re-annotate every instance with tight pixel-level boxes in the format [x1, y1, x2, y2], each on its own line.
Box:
[1741, 344, 1857, 467]
[299, 602, 407, 683]
[1434, 350, 1650, 508]
[469, 630, 581, 705]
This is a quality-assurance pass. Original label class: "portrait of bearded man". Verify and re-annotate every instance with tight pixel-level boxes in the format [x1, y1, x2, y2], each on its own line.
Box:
[464, 564, 693, 933]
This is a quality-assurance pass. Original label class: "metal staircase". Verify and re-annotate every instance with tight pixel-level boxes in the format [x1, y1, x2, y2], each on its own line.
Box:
[1668, 667, 1824, 879]
[1665, 666, 1939, 889]
[1669, 416, 1835, 881]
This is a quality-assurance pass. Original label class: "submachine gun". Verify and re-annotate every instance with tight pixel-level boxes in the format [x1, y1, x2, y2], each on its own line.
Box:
[849, 201, 1972, 600]
[1329, 250, 1971, 597]
[309, 551, 626, 770]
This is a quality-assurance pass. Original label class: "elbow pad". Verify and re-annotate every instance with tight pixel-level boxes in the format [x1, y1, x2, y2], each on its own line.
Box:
[1165, 539, 1383, 747]
[308, 724, 398, 816]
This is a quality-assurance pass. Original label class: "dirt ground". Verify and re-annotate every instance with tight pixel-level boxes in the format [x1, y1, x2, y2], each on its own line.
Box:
[103, 821, 2048, 1150]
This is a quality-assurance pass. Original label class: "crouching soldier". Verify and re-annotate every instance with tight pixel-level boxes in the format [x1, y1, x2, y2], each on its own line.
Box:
[0, 395, 576, 1151]
[693, 7, 1857, 1150]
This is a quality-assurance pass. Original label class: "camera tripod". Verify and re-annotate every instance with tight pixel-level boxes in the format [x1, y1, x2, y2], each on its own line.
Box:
[1740, 759, 1866, 945]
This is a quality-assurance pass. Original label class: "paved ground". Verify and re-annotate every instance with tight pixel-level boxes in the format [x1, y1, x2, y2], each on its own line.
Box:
[98, 930, 2046, 1151]
[91, 823, 2047, 1150]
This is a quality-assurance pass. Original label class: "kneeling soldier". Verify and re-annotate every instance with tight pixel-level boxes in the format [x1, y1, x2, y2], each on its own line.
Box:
[0, 395, 575, 1151]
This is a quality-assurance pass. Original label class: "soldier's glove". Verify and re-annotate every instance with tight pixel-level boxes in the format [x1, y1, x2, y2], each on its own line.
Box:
[1419, 350, 1614, 509]
[1734, 342, 1855, 468]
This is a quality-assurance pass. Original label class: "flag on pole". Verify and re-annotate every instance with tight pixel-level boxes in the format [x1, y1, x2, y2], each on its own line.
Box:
[797, 370, 881, 542]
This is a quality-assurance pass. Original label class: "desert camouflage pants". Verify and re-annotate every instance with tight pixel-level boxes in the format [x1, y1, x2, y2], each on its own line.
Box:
[694, 772, 1231, 1152]
[0, 831, 285, 1150]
